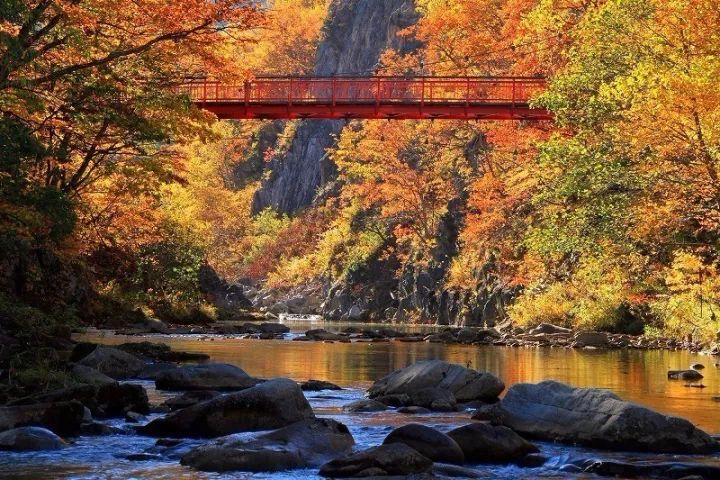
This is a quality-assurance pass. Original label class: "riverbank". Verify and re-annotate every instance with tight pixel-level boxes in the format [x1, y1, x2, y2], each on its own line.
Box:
[2, 336, 720, 479]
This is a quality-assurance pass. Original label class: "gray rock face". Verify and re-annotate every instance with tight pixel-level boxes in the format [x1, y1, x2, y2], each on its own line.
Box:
[368, 360, 505, 403]
[252, 0, 419, 214]
[154, 363, 259, 391]
[319, 443, 433, 478]
[447, 423, 538, 462]
[181, 418, 354, 472]
[0, 427, 66, 451]
[497, 381, 719, 453]
[383, 424, 464, 464]
[76, 346, 145, 379]
[139, 378, 315, 438]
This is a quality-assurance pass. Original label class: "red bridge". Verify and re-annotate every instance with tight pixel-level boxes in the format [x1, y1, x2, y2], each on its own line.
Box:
[178, 76, 551, 121]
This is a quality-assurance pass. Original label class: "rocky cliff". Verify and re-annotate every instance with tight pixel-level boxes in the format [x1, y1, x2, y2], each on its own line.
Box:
[252, 0, 419, 214]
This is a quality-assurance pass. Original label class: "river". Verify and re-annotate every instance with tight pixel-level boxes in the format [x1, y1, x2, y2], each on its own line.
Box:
[1, 321, 719, 479]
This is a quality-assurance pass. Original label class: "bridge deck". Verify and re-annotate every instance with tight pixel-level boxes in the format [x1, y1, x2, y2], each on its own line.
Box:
[178, 76, 551, 121]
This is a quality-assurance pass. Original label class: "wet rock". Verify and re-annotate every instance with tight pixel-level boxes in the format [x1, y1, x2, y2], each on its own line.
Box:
[259, 323, 290, 335]
[470, 403, 505, 424]
[0, 427, 66, 451]
[368, 360, 504, 403]
[397, 406, 431, 415]
[408, 387, 457, 412]
[579, 459, 720, 479]
[515, 453, 548, 468]
[154, 363, 259, 391]
[574, 331, 609, 348]
[528, 323, 572, 335]
[496, 381, 719, 453]
[163, 391, 222, 410]
[300, 380, 343, 391]
[76, 346, 146, 379]
[668, 369, 704, 380]
[305, 329, 345, 341]
[0, 401, 85, 436]
[319, 443, 433, 478]
[424, 331, 457, 343]
[125, 411, 145, 423]
[691, 363, 705, 370]
[447, 423, 538, 462]
[137, 362, 177, 380]
[181, 418, 354, 472]
[432, 463, 485, 478]
[71, 365, 116, 386]
[95, 383, 150, 416]
[383, 424, 464, 464]
[375, 393, 410, 407]
[139, 378, 315, 438]
[80, 421, 124, 435]
[342, 399, 388, 413]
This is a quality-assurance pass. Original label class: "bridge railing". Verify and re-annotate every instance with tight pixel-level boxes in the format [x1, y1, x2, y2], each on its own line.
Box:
[176, 76, 546, 106]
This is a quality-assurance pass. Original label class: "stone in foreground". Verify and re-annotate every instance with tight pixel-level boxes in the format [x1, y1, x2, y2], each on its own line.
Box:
[319, 443, 433, 478]
[139, 378, 314, 438]
[496, 381, 718, 453]
[368, 360, 504, 403]
[181, 418, 354, 472]
[0, 427, 66, 451]
[447, 423, 538, 462]
[154, 363, 259, 391]
[0, 401, 85, 436]
[383, 423, 464, 464]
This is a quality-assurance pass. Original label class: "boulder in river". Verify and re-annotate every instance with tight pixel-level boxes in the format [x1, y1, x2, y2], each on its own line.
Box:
[319, 443, 433, 478]
[668, 369, 703, 380]
[495, 380, 719, 453]
[154, 363, 259, 391]
[368, 360, 504, 403]
[408, 387, 457, 412]
[0, 426, 66, 451]
[305, 329, 345, 341]
[573, 331, 609, 348]
[71, 365, 116, 386]
[76, 346, 146, 379]
[300, 380, 343, 391]
[383, 423, 464, 464]
[0, 400, 85, 436]
[163, 391, 222, 411]
[139, 378, 314, 438]
[342, 399, 388, 413]
[181, 418, 354, 472]
[447, 423, 538, 462]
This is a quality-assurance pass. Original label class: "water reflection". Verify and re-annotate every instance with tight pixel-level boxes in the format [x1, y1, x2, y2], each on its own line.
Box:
[80, 328, 720, 433]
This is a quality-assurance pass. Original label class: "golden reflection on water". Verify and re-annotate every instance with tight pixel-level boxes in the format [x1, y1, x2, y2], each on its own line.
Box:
[80, 331, 720, 433]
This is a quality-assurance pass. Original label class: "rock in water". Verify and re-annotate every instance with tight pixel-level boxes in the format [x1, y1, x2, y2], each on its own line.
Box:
[341, 399, 388, 413]
[447, 423, 538, 462]
[138, 378, 314, 438]
[181, 418, 354, 472]
[497, 381, 718, 453]
[163, 391, 222, 410]
[668, 369, 704, 380]
[368, 360, 504, 403]
[76, 346, 146, 379]
[300, 380, 343, 391]
[383, 424, 464, 464]
[154, 363, 259, 391]
[0, 427, 66, 451]
[319, 443, 433, 478]
[0, 401, 85, 436]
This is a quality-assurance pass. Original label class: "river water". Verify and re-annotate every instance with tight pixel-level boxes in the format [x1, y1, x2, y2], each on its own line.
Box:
[1, 321, 720, 479]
